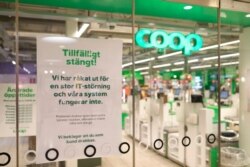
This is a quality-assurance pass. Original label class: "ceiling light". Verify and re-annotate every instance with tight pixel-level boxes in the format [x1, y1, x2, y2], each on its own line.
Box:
[122, 40, 239, 68]
[221, 53, 239, 58]
[42, 36, 76, 43]
[171, 68, 184, 71]
[221, 61, 239, 66]
[191, 65, 212, 69]
[173, 59, 198, 65]
[135, 57, 155, 64]
[122, 58, 155, 68]
[203, 52, 239, 61]
[220, 40, 240, 46]
[141, 71, 149, 75]
[158, 40, 239, 60]
[174, 61, 184, 65]
[200, 40, 240, 52]
[23, 67, 31, 74]
[203, 56, 218, 61]
[246, 14, 250, 18]
[75, 23, 90, 38]
[200, 44, 218, 51]
[158, 51, 182, 59]
[188, 59, 199, 63]
[153, 63, 171, 69]
[184, 5, 193, 10]
[122, 62, 133, 68]
[135, 67, 149, 71]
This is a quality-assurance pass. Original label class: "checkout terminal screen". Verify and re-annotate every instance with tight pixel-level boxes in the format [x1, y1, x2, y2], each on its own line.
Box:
[210, 85, 216, 92]
[220, 90, 229, 99]
[174, 88, 181, 96]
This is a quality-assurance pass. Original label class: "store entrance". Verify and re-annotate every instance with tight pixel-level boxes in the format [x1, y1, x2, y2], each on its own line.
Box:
[1, 0, 250, 167]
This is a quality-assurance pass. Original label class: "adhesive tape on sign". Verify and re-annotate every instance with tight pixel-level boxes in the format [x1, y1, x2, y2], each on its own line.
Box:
[135, 28, 203, 56]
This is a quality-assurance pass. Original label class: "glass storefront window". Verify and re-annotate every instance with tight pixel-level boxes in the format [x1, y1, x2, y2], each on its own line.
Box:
[1, 0, 250, 167]
[220, 1, 250, 167]
[0, 4, 17, 166]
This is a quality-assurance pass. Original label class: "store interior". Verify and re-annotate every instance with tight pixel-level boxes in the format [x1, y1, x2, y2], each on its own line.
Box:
[1, 0, 250, 167]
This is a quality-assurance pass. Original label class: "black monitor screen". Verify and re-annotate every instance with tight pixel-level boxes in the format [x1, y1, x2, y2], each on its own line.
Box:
[191, 94, 203, 103]
[157, 92, 164, 99]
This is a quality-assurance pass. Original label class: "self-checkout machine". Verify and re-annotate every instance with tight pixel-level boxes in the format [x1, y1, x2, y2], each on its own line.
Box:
[129, 73, 152, 149]
[224, 91, 240, 133]
[167, 99, 185, 163]
[185, 96, 204, 167]
[167, 72, 206, 166]
[134, 28, 205, 164]
[124, 74, 145, 141]
[181, 74, 205, 167]
[149, 93, 165, 154]
[198, 98, 239, 167]
[205, 78, 239, 132]
[140, 74, 164, 151]
[164, 74, 188, 164]
[199, 75, 240, 167]
[162, 71, 181, 129]
[186, 73, 209, 167]
[188, 72, 225, 167]
[138, 94, 151, 148]
[150, 72, 181, 155]
[125, 94, 140, 139]
[193, 75, 217, 167]
[161, 74, 182, 159]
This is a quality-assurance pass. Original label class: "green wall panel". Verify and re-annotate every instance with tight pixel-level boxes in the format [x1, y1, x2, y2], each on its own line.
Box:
[0, 0, 250, 26]
[135, 0, 218, 23]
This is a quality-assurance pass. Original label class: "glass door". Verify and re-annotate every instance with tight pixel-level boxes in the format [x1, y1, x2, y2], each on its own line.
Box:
[132, 1, 220, 166]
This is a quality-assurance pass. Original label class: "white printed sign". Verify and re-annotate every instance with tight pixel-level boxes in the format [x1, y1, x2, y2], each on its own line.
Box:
[0, 84, 36, 137]
[36, 37, 122, 163]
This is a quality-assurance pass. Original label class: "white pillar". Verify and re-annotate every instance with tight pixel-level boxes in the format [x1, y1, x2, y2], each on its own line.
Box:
[239, 27, 250, 159]
[65, 19, 78, 37]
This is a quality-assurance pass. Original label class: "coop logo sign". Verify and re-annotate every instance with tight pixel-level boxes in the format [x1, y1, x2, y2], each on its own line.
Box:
[135, 29, 203, 56]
